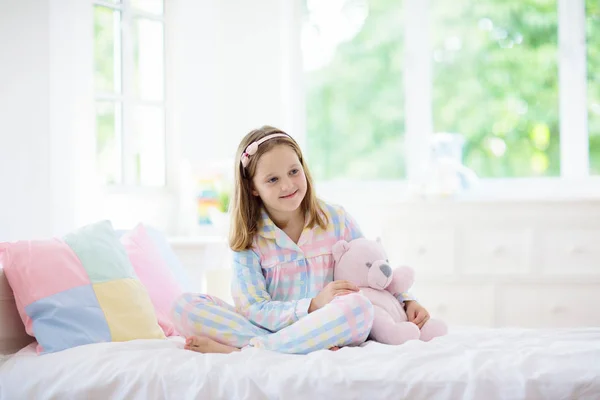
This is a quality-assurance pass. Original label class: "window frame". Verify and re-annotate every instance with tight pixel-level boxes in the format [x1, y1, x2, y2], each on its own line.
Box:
[296, 0, 600, 200]
[92, 0, 170, 190]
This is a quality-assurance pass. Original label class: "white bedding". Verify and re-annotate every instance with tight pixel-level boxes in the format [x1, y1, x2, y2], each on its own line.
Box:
[1, 327, 599, 400]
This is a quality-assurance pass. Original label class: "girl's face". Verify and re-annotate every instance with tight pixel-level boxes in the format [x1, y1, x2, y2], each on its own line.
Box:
[251, 145, 307, 217]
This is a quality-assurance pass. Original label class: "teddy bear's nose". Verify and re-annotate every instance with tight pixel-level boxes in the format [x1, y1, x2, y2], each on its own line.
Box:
[380, 264, 392, 278]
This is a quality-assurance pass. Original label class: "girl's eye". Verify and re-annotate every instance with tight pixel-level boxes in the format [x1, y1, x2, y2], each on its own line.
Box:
[290, 169, 299, 175]
[268, 177, 278, 184]
[366, 262, 372, 268]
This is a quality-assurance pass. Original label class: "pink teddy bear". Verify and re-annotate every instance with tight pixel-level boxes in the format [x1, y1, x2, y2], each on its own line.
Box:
[333, 238, 448, 345]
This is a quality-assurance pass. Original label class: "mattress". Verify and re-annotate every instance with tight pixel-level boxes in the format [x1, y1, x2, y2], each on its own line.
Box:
[1, 327, 599, 400]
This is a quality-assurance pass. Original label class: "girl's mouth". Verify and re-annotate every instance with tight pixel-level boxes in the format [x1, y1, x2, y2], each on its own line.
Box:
[280, 190, 298, 199]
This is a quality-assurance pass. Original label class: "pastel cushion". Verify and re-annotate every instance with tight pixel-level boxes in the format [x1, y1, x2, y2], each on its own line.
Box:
[0, 220, 165, 354]
[120, 224, 184, 336]
[144, 226, 194, 292]
[116, 226, 193, 292]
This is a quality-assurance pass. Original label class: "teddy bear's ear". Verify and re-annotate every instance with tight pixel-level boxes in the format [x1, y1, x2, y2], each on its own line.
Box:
[332, 240, 350, 263]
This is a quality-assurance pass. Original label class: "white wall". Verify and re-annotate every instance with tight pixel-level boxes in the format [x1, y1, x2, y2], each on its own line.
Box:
[170, 0, 303, 168]
[0, 0, 97, 241]
[0, 1, 52, 240]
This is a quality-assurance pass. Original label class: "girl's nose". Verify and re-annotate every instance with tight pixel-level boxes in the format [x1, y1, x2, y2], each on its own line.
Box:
[280, 177, 292, 190]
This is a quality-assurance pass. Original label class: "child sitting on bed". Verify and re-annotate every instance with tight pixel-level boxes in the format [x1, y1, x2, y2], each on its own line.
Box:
[170, 126, 432, 354]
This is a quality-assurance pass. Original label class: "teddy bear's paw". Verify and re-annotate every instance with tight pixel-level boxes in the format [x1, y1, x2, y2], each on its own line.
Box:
[372, 321, 420, 345]
[393, 322, 421, 344]
[420, 318, 448, 342]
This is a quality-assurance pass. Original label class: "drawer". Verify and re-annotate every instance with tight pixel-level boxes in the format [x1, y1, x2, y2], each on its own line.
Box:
[496, 284, 600, 328]
[410, 283, 495, 327]
[381, 229, 455, 277]
[458, 228, 532, 274]
[539, 229, 600, 274]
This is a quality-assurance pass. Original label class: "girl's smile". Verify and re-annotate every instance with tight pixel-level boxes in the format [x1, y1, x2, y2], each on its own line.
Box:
[280, 190, 298, 200]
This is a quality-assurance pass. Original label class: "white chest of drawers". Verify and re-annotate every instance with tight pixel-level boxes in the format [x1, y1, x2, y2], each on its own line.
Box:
[375, 200, 600, 328]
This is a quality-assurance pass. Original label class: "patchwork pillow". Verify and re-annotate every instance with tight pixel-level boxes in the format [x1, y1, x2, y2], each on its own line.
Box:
[0, 220, 165, 354]
[120, 224, 184, 336]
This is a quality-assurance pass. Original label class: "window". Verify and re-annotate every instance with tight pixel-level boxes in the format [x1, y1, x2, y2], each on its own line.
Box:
[302, 0, 599, 186]
[588, 0, 600, 175]
[93, 0, 166, 187]
[432, 0, 559, 178]
[302, 0, 406, 180]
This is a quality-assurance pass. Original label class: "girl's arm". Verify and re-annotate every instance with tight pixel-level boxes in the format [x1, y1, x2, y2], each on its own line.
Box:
[231, 249, 311, 332]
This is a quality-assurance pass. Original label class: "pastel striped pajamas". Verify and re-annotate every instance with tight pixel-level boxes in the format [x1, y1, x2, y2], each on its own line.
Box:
[171, 203, 413, 354]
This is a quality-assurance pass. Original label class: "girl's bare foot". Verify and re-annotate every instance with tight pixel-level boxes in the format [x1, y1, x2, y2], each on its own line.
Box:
[329, 346, 341, 351]
[185, 336, 240, 354]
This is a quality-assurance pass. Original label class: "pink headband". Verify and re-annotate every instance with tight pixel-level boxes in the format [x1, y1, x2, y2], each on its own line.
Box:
[240, 133, 289, 169]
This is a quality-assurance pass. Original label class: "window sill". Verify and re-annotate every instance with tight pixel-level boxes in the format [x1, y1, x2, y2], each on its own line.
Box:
[168, 235, 227, 248]
[102, 184, 174, 196]
[316, 177, 600, 205]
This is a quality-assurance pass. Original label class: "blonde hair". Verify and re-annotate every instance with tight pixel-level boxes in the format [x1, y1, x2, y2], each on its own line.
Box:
[229, 125, 328, 251]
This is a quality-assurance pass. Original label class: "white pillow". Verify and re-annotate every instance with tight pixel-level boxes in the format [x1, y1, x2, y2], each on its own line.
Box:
[0, 268, 33, 354]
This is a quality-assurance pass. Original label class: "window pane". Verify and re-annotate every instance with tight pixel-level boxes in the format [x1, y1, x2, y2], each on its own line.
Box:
[132, 105, 165, 186]
[588, 0, 600, 175]
[302, 0, 405, 180]
[132, 0, 164, 15]
[431, 1, 559, 177]
[133, 19, 164, 101]
[94, 6, 122, 94]
[96, 101, 122, 185]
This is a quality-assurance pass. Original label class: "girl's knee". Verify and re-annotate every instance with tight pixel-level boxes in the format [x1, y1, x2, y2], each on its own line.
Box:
[175, 292, 195, 305]
[173, 293, 220, 308]
[336, 293, 375, 325]
[330, 293, 374, 345]
[340, 292, 374, 312]
[171, 293, 192, 315]
[170, 293, 217, 322]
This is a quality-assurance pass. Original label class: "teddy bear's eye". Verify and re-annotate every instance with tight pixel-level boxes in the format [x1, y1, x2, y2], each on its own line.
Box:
[366, 262, 372, 268]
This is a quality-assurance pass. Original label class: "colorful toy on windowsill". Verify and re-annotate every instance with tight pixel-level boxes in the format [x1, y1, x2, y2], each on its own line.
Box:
[196, 177, 220, 225]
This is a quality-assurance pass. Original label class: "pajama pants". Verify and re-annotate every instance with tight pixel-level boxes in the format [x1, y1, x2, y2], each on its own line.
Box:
[170, 293, 375, 354]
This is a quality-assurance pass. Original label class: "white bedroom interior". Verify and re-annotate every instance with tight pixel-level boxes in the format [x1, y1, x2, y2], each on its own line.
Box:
[1, 0, 600, 330]
[2, 1, 600, 399]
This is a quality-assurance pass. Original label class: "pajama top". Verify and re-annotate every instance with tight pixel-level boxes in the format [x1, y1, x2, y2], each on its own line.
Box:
[231, 202, 414, 333]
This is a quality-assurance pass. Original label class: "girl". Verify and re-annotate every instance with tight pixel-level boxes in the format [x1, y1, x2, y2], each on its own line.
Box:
[171, 126, 431, 354]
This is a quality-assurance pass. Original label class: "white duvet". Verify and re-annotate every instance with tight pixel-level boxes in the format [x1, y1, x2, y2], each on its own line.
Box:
[1, 327, 599, 400]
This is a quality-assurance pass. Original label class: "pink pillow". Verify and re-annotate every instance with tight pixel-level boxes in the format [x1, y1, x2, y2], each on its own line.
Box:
[120, 224, 184, 336]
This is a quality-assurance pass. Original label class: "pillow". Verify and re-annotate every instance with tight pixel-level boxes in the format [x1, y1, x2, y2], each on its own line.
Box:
[0, 268, 33, 354]
[115, 225, 193, 292]
[0, 220, 165, 354]
[139, 225, 193, 292]
[120, 224, 184, 336]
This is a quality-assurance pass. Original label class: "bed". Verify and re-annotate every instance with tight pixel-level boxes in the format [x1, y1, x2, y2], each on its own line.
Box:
[1, 326, 599, 400]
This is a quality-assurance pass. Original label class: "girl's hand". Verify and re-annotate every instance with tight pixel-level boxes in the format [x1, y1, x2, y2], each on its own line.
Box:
[309, 281, 359, 313]
[405, 301, 430, 329]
